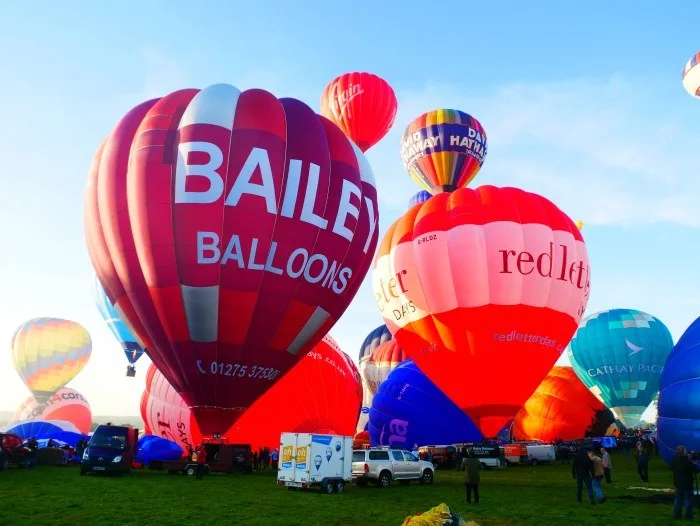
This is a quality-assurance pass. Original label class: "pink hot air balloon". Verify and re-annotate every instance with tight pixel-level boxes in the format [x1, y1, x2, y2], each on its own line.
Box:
[85, 84, 379, 436]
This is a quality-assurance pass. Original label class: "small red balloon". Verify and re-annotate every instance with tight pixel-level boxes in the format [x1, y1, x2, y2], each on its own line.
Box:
[321, 72, 397, 152]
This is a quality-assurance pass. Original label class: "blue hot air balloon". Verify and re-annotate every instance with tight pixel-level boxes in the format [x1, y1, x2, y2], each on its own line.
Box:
[568, 309, 674, 428]
[368, 360, 483, 448]
[657, 316, 700, 466]
[94, 276, 145, 376]
[357, 325, 393, 433]
[408, 190, 432, 208]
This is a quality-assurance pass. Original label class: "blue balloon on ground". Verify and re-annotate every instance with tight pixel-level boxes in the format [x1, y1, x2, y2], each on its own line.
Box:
[408, 190, 432, 208]
[368, 360, 483, 448]
[136, 435, 183, 465]
[2, 420, 86, 447]
[658, 316, 700, 466]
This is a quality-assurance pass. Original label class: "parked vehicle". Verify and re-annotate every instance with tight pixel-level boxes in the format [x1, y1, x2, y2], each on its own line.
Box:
[277, 433, 353, 493]
[466, 444, 506, 469]
[352, 447, 435, 488]
[417, 445, 457, 469]
[80, 425, 138, 475]
[1, 433, 32, 468]
[161, 439, 252, 475]
[525, 444, 555, 465]
[503, 443, 528, 465]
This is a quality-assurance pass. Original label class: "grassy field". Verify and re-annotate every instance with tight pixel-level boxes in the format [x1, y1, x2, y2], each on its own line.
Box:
[0, 453, 688, 525]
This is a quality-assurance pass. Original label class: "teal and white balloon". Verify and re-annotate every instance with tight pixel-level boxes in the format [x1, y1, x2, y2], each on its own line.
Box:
[567, 309, 674, 428]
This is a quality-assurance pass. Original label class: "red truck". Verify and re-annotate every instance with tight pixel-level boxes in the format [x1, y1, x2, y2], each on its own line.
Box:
[157, 438, 252, 476]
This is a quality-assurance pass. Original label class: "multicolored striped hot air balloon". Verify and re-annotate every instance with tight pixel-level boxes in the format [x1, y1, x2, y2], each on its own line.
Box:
[400, 109, 487, 194]
[682, 52, 700, 99]
[94, 275, 145, 376]
[11, 318, 92, 403]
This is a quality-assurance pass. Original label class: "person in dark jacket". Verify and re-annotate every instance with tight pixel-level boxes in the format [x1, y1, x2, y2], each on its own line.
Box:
[572, 449, 596, 504]
[672, 446, 699, 520]
[463, 449, 481, 504]
[636, 444, 650, 482]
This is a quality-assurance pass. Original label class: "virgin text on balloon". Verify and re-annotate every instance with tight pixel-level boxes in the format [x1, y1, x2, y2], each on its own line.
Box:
[329, 82, 365, 115]
[587, 364, 664, 377]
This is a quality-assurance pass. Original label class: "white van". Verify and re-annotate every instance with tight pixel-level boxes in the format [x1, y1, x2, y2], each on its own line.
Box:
[525, 444, 555, 465]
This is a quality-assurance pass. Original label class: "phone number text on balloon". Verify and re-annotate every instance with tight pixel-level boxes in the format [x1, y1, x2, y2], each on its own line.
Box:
[199, 360, 281, 381]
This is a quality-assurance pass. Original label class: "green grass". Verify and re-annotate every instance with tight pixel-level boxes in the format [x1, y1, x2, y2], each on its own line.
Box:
[0, 454, 687, 525]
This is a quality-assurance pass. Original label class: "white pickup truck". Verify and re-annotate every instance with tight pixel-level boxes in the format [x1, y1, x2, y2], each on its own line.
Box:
[352, 448, 435, 488]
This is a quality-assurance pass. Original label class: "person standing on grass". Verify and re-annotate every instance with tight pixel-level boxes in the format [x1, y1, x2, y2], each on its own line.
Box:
[671, 446, 699, 520]
[636, 443, 650, 482]
[588, 451, 606, 503]
[271, 448, 279, 470]
[572, 448, 596, 505]
[600, 447, 612, 483]
[195, 445, 207, 480]
[464, 448, 481, 505]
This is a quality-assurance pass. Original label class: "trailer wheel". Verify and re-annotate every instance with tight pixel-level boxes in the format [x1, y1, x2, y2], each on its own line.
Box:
[335, 481, 345, 494]
[185, 466, 196, 476]
[324, 480, 335, 494]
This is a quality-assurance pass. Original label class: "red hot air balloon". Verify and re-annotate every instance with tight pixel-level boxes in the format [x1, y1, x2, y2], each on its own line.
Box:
[512, 366, 618, 443]
[142, 335, 362, 450]
[321, 72, 397, 152]
[85, 83, 379, 437]
[14, 388, 93, 435]
[372, 186, 591, 437]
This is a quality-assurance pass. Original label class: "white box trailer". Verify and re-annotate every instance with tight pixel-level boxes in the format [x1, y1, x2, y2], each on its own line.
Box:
[277, 433, 353, 494]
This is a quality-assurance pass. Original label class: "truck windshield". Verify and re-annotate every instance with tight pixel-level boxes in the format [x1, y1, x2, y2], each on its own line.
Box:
[90, 427, 128, 450]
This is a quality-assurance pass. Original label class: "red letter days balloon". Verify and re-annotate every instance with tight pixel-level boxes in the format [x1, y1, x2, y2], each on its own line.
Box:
[321, 72, 397, 152]
[85, 83, 379, 436]
[512, 366, 617, 443]
[372, 186, 591, 437]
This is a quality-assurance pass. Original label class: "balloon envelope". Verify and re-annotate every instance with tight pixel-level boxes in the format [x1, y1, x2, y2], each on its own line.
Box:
[368, 360, 483, 447]
[682, 52, 700, 99]
[400, 110, 487, 193]
[11, 318, 91, 403]
[657, 316, 700, 465]
[1, 420, 86, 447]
[320, 72, 397, 152]
[513, 366, 618, 442]
[14, 388, 92, 435]
[142, 335, 362, 450]
[568, 309, 673, 427]
[94, 276, 145, 366]
[408, 191, 432, 209]
[357, 324, 393, 433]
[136, 435, 184, 464]
[373, 186, 590, 437]
[85, 83, 379, 436]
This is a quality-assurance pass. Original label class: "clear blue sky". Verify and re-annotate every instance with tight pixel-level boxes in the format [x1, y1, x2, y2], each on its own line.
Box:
[1, 2, 699, 416]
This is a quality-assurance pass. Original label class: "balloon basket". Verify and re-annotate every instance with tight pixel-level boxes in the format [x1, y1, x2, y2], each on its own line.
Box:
[126, 366, 136, 377]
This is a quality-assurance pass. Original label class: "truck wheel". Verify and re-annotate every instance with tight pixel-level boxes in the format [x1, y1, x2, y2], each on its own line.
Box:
[377, 471, 391, 488]
[420, 469, 434, 485]
[324, 481, 334, 494]
[335, 481, 345, 494]
[531, 459, 538, 466]
[185, 466, 196, 476]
